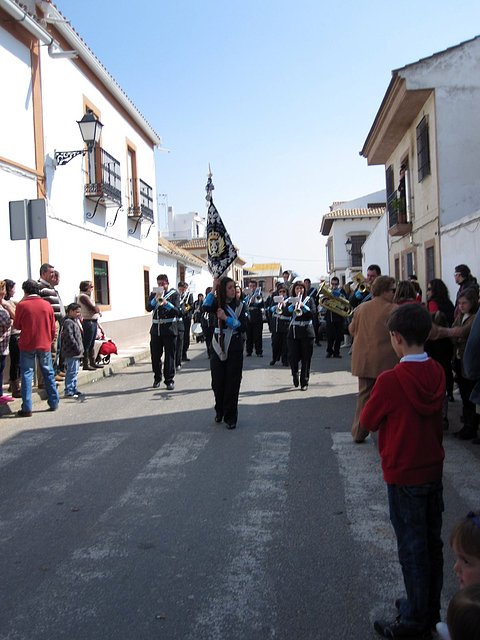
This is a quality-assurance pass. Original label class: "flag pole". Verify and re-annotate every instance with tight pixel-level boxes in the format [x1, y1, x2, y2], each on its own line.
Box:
[205, 165, 225, 355]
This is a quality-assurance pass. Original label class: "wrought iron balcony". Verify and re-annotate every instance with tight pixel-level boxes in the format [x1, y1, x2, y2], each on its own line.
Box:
[387, 191, 412, 237]
[85, 147, 122, 206]
[127, 179, 154, 222]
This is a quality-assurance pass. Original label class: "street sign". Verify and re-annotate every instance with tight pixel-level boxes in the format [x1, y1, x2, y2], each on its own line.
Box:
[9, 199, 47, 240]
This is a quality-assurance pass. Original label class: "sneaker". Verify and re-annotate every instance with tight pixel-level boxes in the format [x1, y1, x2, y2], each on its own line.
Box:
[166, 382, 174, 391]
[301, 385, 308, 391]
[374, 618, 432, 639]
[0, 395, 14, 404]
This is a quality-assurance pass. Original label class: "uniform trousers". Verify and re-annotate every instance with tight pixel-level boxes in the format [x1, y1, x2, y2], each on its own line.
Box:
[182, 317, 191, 357]
[210, 348, 243, 425]
[326, 319, 344, 356]
[246, 321, 263, 355]
[287, 336, 314, 386]
[204, 326, 214, 358]
[150, 332, 177, 384]
[271, 331, 288, 365]
[175, 325, 185, 368]
[351, 376, 376, 442]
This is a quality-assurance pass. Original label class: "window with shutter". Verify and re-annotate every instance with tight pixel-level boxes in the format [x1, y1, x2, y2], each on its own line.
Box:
[416, 116, 431, 182]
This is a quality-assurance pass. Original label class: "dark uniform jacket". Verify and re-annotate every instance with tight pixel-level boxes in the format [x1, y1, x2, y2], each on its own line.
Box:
[147, 289, 181, 336]
[203, 295, 248, 353]
[244, 292, 264, 324]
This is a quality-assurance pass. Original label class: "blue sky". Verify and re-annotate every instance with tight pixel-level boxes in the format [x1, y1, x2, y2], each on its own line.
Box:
[57, 0, 480, 279]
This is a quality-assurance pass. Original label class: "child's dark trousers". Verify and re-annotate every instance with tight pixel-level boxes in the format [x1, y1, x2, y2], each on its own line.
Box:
[387, 480, 444, 630]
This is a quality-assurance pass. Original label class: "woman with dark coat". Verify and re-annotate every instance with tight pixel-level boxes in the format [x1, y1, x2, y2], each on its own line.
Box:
[425, 278, 455, 405]
[202, 277, 248, 430]
[454, 264, 479, 320]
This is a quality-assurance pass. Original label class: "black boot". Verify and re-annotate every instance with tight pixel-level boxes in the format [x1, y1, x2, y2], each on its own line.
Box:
[89, 349, 104, 369]
[454, 425, 477, 440]
[82, 355, 95, 371]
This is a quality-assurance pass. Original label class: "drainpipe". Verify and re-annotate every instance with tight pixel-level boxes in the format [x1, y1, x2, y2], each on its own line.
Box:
[0, 0, 77, 57]
[0, 0, 53, 45]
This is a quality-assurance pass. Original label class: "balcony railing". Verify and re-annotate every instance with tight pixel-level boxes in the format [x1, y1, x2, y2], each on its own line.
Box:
[85, 147, 122, 206]
[127, 179, 154, 222]
[387, 191, 412, 237]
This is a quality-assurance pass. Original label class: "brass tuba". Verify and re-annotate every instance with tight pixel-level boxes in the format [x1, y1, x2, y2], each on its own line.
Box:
[317, 282, 353, 318]
[352, 272, 370, 294]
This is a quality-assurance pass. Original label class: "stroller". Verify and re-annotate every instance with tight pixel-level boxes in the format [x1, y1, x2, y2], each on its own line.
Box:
[94, 324, 118, 366]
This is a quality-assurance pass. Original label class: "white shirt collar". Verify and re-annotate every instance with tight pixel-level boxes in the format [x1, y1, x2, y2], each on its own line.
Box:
[400, 352, 429, 363]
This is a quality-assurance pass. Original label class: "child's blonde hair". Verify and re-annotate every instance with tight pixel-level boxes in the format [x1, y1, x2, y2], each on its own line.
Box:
[447, 584, 480, 640]
[450, 511, 480, 557]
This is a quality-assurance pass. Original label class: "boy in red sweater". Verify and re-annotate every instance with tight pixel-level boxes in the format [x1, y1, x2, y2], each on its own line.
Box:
[360, 303, 445, 639]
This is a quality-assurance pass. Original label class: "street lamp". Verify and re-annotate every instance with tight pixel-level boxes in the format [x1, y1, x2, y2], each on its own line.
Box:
[77, 109, 103, 149]
[345, 238, 352, 254]
[55, 109, 103, 166]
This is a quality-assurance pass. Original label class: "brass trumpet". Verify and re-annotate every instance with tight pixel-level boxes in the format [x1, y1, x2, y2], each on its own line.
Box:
[352, 272, 370, 294]
[294, 302, 303, 316]
[317, 282, 353, 318]
[153, 287, 166, 305]
[293, 294, 311, 317]
[273, 295, 289, 314]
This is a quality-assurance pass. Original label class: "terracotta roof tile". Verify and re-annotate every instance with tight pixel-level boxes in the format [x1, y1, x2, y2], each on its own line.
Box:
[320, 206, 385, 235]
[157, 236, 206, 267]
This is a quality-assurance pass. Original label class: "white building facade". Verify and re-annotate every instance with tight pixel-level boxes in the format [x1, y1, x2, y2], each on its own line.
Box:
[163, 207, 207, 242]
[0, 0, 174, 345]
[320, 190, 386, 284]
[361, 36, 480, 293]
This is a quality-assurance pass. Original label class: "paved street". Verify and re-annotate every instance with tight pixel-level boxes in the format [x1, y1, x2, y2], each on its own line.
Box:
[0, 332, 477, 639]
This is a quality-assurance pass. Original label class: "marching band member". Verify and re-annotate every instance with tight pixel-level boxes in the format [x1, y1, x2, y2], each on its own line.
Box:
[268, 285, 290, 366]
[202, 287, 216, 358]
[175, 282, 185, 370]
[244, 279, 264, 357]
[349, 264, 381, 309]
[146, 274, 181, 390]
[178, 281, 194, 363]
[304, 277, 321, 346]
[203, 277, 248, 429]
[326, 277, 347, 358]
[281, 270, 292, 286]
[287, 280, 315, 390]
